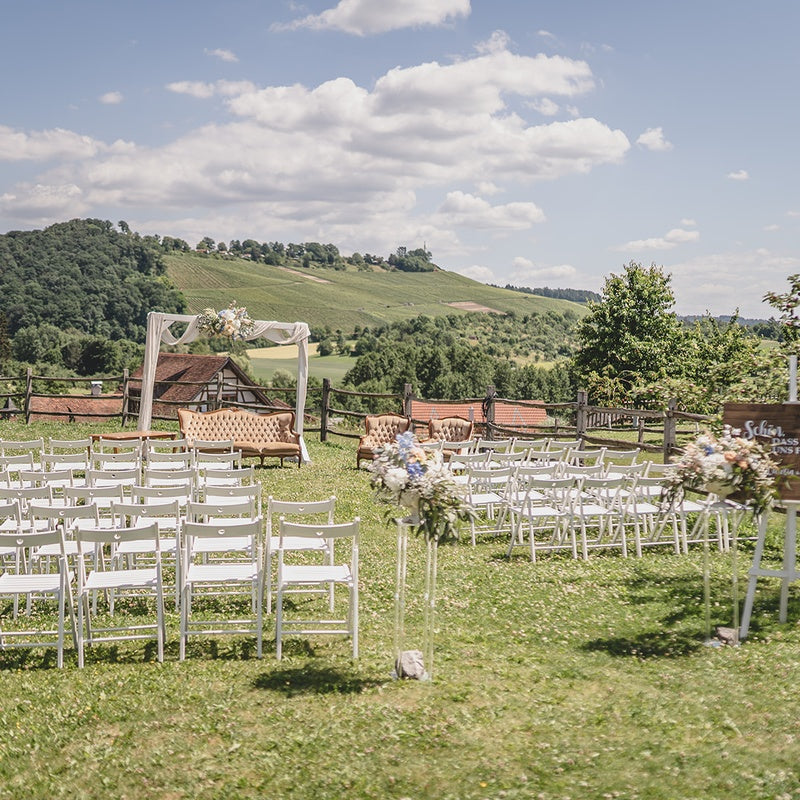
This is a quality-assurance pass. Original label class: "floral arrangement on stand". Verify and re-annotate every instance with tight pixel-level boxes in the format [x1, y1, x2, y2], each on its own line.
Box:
[370, 431, 474, 681]
[664, 425, 779, 514]
[369, 431, 474, 544]
[197, 302, 255, 340]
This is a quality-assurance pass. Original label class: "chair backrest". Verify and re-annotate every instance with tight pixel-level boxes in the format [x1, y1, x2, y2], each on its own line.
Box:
[19, 468, 75, 489]
[195, 451, 243, 470]
[0, 527, 67, 563]
[0, 498, 23, 528]
[362, 414, 411, 446]
[42, 452, 89, 472]
[427, 416, 474, 443]
[46, 438, 91, 453]
[92, 437, 143, 454]
[29, 501, 100, 529]
[143, 467, 197, 487]
[266, 496, 336, 535]
[131, 484, 193, 506]
[181, 518, 263, 558]
[565, 446, 607, 467]
[0, 438, 44, 459]
[0, 484, 54, 510]
[91, 450, 142, 471]
[146, 438, 189, 453]
[86, 467, 141, 489]
[202, 484, 262, 505]
[605, 448, 641, 465]
[111, 499, 182, 528]
[75, 521, 160, 549]
[145, 450, 195, 469]
[0, 453, 36, 471]
[187, 498, 258, 522]
[199, 466, 256, 487]
[471, 437, 514, 453]
[278, 518, 359, 565]
[191, 438, 236, 453]
[64, 484, 126, 508]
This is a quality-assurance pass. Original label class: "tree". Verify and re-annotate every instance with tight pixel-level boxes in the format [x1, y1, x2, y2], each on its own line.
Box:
[570, 262, 684, 405]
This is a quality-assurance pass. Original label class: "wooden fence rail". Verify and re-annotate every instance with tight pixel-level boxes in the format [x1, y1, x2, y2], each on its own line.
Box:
[0, 368, 714, 460]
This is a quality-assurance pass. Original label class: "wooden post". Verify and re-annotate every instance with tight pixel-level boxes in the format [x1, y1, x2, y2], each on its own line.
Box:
[24, 367, 32, 425]
[214, 373, 223, 410]
[403, 383, 413, 419]
[637, 415, 645, 444]
[121, 368, 129, 427]
[575, 389, 588, 439]
[483, 385, 496, 437]
[320, 378, 330, 442]
[663, 398, 677, 463]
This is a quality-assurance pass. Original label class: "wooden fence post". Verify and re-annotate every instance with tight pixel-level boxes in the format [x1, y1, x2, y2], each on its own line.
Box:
[576, 389, 588, 439]
[320, 378, 330, 442]
[663, 398, 677, 463]
[121, 368, 129, 427]
[214, 374, 223, 410]
[403, 383, 413, 418]
[483, 385, 496, 437]
[24, 367, 32, 425]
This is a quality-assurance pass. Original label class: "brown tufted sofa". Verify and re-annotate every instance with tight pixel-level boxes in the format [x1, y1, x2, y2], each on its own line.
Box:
[178, 407, 302, 467]
[356, 413, 411, 468]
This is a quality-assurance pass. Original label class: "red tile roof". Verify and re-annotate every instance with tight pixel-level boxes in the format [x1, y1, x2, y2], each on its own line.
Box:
[29, 395, 123, 423]
[411, 400, 548, 432]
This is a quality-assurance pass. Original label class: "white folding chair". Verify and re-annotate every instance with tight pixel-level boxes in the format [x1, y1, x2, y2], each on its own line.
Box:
[265, 496, 336, 614]
[570, 476, 631, 559]
[87, 467, 140, 496]
[506, 474, 577, 561]
[199, 466, 256, 489]
[179, 518, 264, 659]
[74, 523, 166, 667]
[275, 518, 359, 660]
[0, 528, 74, 667]
[145, 450, 195, 471]
[194, 450, 243, 472]
[465, 465, 515, 545]
[91, 449, 142, 473]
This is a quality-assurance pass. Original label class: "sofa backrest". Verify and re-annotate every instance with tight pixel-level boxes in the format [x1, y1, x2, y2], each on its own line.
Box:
[178, 408, 298, 444]
[362, 414, 411, 446]
[428, 416, 474, 442]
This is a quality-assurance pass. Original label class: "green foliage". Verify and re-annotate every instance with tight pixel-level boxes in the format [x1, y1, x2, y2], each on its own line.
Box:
[0, 218, 185, 342]
[499, 284, 601, 303]
[571, 262, 684, 405]
[342, 315, 575, 401]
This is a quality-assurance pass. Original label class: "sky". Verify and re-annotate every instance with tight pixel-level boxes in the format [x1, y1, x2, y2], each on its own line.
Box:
[1, 0, 799, 319]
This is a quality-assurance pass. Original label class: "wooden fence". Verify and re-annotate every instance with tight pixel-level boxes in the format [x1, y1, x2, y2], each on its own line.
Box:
[0, 369, 713, 460]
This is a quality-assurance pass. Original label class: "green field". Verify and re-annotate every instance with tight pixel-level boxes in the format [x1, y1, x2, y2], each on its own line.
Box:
[0, 419, 798, 799]
[247, 342, 356, 384]
[165, 252, 585, 333]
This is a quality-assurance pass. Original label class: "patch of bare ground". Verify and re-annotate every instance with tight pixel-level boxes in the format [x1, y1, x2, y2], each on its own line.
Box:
[277, 266, 332, 284]
[446, 301, 505, 314]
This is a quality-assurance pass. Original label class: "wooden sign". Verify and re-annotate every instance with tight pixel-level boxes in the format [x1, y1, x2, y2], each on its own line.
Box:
[723, 402, 800, 501]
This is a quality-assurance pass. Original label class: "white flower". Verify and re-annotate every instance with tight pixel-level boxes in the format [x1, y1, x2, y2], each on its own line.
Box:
[383, 467, 409, 493]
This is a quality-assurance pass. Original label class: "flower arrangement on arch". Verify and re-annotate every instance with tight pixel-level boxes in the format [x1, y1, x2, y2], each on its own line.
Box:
[197, 302, 255, 340]
[369, 431, 474, 544]
[664, 426, 779, 514]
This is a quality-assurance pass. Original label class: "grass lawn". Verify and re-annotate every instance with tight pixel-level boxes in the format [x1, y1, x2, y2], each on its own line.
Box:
[0, 421, 798, 799]
[246, 342, 356, 384]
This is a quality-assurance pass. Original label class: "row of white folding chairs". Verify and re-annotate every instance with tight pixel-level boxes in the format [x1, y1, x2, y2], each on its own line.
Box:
[0, 494, 360, 665]
[462, 462, 729, 558]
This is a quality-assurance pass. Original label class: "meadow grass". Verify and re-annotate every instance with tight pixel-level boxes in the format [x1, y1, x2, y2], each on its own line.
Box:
[0, 421, 798, 799]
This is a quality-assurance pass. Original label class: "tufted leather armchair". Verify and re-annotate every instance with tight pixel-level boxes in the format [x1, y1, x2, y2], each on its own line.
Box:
[426, 416, 474, 443]
[356, 413, 411, 468]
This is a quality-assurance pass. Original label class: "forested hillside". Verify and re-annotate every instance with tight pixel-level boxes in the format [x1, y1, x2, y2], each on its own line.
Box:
[0, 218, 185, 340]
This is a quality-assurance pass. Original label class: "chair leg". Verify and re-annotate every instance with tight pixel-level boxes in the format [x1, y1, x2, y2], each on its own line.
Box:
[275, 586, 283, 660]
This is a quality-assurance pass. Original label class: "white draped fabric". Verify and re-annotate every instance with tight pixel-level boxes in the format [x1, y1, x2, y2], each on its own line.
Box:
[137, 312, 310, 455]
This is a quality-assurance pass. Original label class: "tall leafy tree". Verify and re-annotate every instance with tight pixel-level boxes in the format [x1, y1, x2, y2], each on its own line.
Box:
[571, 262, 685, 405]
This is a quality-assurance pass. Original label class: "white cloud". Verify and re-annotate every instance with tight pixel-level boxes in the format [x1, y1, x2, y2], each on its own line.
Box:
[727, 169, 749, 181]
[0, 182, 86, 223]
[1, 38, 630, 245]
[274, 0, 470, 35]
[436, 191, 545, 229]
[680, 218, 697, 227]
[455, 264, 495, 283]
[615, 227, 699, 252]
[527, 98, 559, 116]
[166, 80, 256, 99]
[0, 125, 103, 161]
[99, 91, 123, 105]
[205, 48, 238, 63]
[636, 126, 673, 151]
[476, 30, 510, 55]
[764, 224, 780, 232]
[511, 260, 577, 282]
[667, 249, 800, 317]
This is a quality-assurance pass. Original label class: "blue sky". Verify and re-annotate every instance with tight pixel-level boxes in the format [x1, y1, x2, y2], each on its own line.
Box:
[2, 0, 798, 318]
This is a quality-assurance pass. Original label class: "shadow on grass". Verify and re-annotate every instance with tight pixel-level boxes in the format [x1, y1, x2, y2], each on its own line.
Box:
[253, 664, 386, 696]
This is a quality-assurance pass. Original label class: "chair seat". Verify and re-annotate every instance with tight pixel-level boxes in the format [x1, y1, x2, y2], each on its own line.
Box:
[268, 535, 327, 552]
[280, 564, 352, 585]
[185, 562, 259, 583]
[0, 571, 71, 593]
[85, 568, 159, 592]
[192, 537, 254, 554]
[116, 537, 178, 555]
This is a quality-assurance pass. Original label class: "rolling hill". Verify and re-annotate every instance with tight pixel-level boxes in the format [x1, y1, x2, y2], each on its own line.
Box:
[164, 252, 587, 332]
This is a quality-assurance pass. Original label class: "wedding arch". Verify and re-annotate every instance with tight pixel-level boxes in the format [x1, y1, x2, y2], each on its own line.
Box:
[136, 311, 310, 458]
